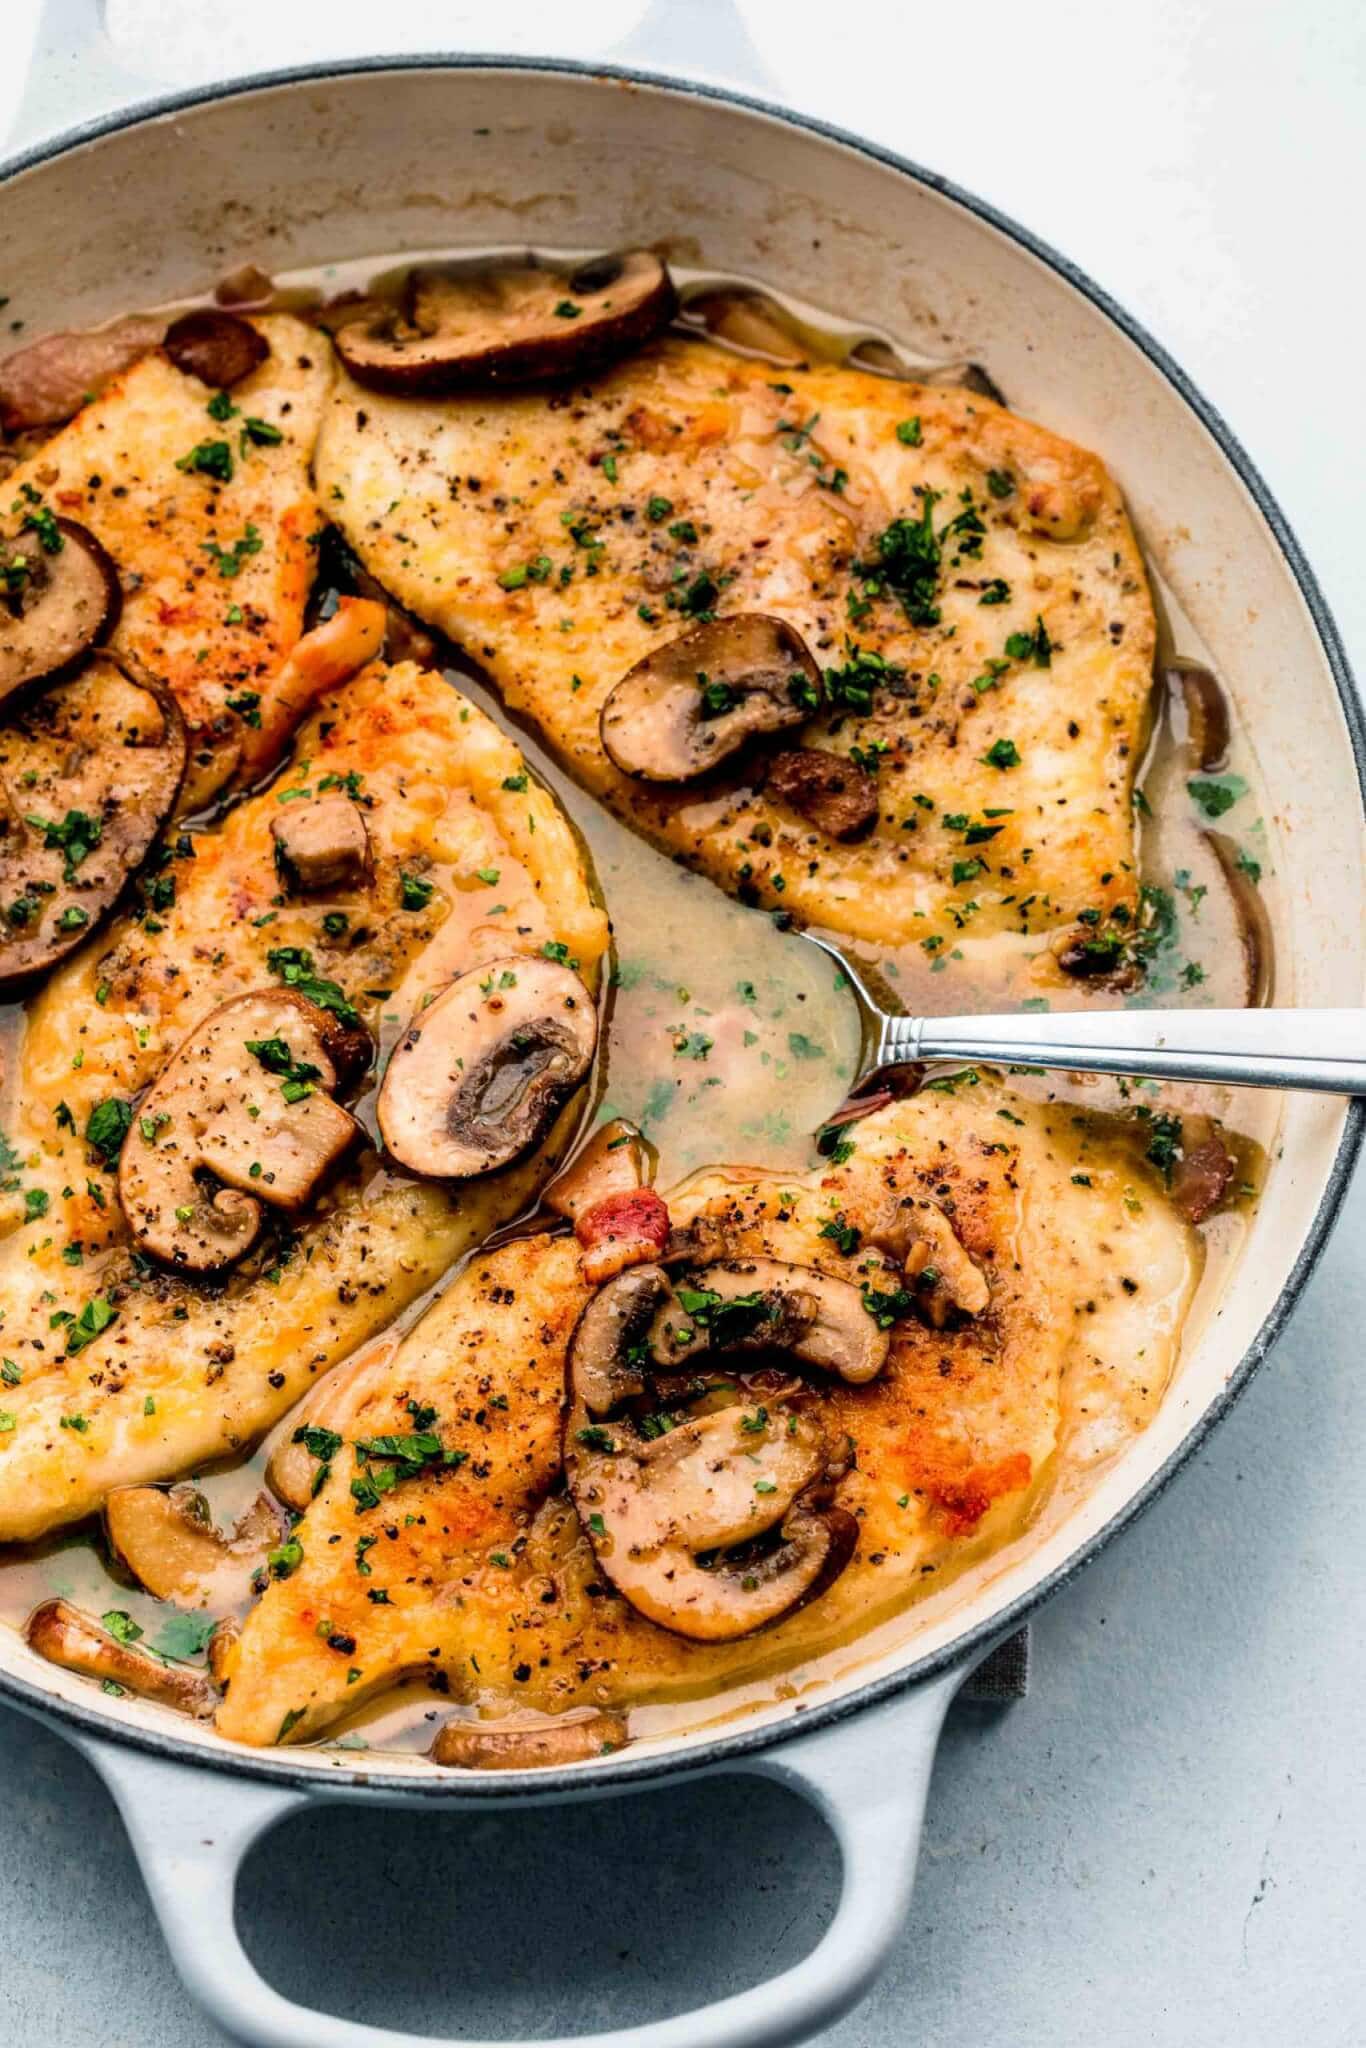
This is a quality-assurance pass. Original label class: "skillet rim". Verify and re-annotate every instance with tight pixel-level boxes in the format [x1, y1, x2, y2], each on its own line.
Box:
[0, 50, 1360, 1798]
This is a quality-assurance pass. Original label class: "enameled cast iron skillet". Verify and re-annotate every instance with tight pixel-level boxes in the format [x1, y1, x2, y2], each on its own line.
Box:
[2, 5, 1362, 2043]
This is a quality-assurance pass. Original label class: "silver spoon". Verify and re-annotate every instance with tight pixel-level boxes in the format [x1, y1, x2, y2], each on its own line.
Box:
[800, 934, 1366, 1095]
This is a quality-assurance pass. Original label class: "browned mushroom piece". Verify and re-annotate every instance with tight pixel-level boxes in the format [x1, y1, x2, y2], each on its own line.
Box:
[117, 988, 370, 1273]
[0, 514, 122, 708]
[1166, 660, 1231, 773]
[335, 250, 676, 394]
[1205, 830, 1273, 1007]
[163, 308, 269, 388]
[25, 1597, 218, 1716]
[645, 1256, 892, 1384]
[0, 656, 185, 992]
[762, 747, 880, 842]
[104, 1484, 286, 1608]
[1166, 1113, 1239, 1225]
[377, 954, 598, 1180]
[0, 314, 165, 432]
[271, 793, 371, 893]
[601, 615, 822, 784]
[431, 1711, 630, 1770]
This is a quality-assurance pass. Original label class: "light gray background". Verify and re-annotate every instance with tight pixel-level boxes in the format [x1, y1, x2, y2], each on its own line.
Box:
[1, 3, 1363, 2043]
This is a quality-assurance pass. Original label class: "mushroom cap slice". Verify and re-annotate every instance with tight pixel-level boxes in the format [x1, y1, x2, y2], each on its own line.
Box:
[25, 1597, 218, 1716]
[0, 656, 185, 992]
[600, 615, 822, 784]
[564, 1394, 857, 1642]
[377, 954, 598, 1180]
[163, 308, 269, 388]
[334, 250, 676, 393]
[0, 514, 122, 708]
[568, 1262, 674, 1418]
[118, 988, 370, 1273]
[648, 1256, 892, 1385]
[0, 314, 164, 432]
[104, 1483, 285, 1608]
[431, 1711, 630, 1770]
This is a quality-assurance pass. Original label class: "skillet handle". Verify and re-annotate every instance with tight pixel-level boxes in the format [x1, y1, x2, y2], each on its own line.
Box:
[5, 0, 166, 156]
[73, 1668, 958, 2048]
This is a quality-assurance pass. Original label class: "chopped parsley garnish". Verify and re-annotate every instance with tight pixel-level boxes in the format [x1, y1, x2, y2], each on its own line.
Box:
[697, 671, 737, 719]
[646, 495, 673, 522]
[895, 417, 922, 446]
[399, 871, 434, 911]
[860, 1283, 914, 1329]
[85, 1097, 132, 1168]
[1142, 1111, 1184, 1183]
[24, 807, 102, 881]
[241, 416, 283, 446]
[823, 641, 902, 715]
[175, 438, 233, 482]
[201, 523, 263, 578]
[983, 738, 1020, 769]
[1186, 774, 1248, 820]
[246, 1036, 322, 1102]
[226, 689, 262, 727]
[65, 1296, 116, 1354]
[819, 1215, 861, 1255]
[266, 944, 361, 1028]
[1004, 615, 1053, 667]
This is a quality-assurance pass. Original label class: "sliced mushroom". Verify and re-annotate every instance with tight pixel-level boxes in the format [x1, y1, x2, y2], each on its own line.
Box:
[869, 1197, 990, 1322]
[565, 1395, 857, 1642]
[647, 1257, 891, 1384]
[118, 988, 370, 1272]
[844, 339, 1008, 405]
[431, 1711, 630, 1770]
[678, 287, 809, 368]
[377, 954, 598, 1180]
[762, 747, 880, 842]
[105, 1483, 286, 1607]
[601, 615, 821, 784]
[1206, 829, 1273, 1007]
[163, 308, 269, 388]
[25, 1597, 218, 1716]
[266, 1339, 394, 1510]
[0, 314, 165, 432]
[1166, 661, 1231, 773]
[0, 657, 186, 991]
[335, 250, 676, 393]
[0, 514, 122, 707]
[569, 1262, 674, 1417]
[271, 793, 371, 893]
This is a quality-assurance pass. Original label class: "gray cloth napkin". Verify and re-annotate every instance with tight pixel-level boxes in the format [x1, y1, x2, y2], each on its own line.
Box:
[960, 1627, 1030, 1701]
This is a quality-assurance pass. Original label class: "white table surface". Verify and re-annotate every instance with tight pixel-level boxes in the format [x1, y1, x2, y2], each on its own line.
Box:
[1, 3, 1363, 2043]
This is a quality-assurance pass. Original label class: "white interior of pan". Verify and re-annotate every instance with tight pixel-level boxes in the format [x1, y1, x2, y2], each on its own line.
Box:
[2, 65, 1361, 1780]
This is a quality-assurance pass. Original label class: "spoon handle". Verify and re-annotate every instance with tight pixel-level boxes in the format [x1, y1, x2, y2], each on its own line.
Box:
[875, 1008, 1366, 1094]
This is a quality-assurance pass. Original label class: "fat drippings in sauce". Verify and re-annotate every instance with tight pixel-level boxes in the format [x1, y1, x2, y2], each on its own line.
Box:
[0, 252, 1280, 1755]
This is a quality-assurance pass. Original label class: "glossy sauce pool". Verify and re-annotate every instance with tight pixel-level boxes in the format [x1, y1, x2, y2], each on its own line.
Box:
[0, 253, 1283, 1755]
